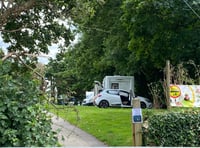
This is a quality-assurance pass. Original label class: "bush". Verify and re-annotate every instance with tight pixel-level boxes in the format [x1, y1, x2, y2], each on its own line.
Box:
[0, 61, 58, 146]
[146, 110, 200, 146]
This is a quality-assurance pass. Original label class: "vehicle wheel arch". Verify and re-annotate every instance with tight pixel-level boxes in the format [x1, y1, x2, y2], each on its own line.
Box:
[98, 100, 110, 108]
[140, 101, 147, 109]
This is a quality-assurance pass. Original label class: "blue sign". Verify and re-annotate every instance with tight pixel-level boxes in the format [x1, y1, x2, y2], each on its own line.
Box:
[132, 108, 143, 123]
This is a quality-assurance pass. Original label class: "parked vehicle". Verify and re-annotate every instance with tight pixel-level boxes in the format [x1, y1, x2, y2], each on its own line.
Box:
[82, 91, 94, 106]
[57, 94, 78, 105]
[94, 75, 135, 96]
[94, 89, 152, 109]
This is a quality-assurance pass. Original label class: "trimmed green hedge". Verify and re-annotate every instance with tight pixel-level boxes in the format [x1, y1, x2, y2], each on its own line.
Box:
[146, 110, 200, 146]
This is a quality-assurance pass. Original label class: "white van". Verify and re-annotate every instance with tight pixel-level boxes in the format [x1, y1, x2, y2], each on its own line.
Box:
[82, 91, 94, 106]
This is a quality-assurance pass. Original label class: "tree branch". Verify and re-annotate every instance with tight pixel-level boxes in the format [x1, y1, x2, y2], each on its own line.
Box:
[1, 52, 15, 61]
[0, 0, 36, 29]
[1, 51, 44, 79]
[17, 55, 44, 79]
[0, 26, 24, 32]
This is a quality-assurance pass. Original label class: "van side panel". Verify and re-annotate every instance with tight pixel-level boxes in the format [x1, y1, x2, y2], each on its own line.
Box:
[102, 76, 135, 96]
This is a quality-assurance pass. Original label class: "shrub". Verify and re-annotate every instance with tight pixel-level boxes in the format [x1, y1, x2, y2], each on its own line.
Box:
[0, 61, 58, 146]
[146, 110, 200, 146]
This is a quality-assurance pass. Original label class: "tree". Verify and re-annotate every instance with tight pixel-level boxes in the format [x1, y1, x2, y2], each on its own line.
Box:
[0, 0, 101, 146]
[0, 0, 102, 56]
[121, 0, 200, 82]
[46, 0, 138, 99]
[120, 0, 200, 107]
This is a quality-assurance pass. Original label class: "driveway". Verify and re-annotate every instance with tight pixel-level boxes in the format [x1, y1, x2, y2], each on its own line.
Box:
[51, 114, 107, 147]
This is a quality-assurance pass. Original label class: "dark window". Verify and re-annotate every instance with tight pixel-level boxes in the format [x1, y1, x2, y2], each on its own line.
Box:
[111, 83, 119, 89]
[107, 90, 118, 95]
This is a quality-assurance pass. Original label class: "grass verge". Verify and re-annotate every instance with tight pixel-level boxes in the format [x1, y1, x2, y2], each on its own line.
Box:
[46, 104, 173, 146]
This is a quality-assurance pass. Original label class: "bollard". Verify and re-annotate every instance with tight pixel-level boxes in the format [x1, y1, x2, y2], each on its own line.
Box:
[132, 98, 142, 146]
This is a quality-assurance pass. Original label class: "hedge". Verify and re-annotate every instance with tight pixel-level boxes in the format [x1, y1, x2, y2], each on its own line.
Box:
[145, 110, 200, 146]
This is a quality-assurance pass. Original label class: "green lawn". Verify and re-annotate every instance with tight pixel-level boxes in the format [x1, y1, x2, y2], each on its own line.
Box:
[47, 105, 135, 146]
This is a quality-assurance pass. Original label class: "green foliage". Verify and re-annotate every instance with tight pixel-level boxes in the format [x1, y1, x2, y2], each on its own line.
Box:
[121, 0, 200, 72]
[170, 60, 200, 85]
[0, 0, 107, 146]
[2, 1, 73, 54]
[1, 0, 101, 56]
[148, 81, 165, 108]
[147, 110, 200, 146]
[0, 60, 58, 146]
[46, 0, 136, 98]
[47, 0, 200, 103]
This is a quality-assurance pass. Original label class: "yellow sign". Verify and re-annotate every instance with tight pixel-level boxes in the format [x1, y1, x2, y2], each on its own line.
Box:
[170, 85, 181, 98]
[170, 85, 200, 107]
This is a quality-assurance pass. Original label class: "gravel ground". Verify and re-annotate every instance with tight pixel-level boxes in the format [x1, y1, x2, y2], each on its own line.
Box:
[51, 114, 108, 147]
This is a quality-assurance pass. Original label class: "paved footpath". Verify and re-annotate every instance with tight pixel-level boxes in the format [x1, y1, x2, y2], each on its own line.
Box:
[51, 114, 107, 147]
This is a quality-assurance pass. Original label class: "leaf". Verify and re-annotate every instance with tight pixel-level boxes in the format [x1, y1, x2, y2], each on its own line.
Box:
[0, 113, 8, 120]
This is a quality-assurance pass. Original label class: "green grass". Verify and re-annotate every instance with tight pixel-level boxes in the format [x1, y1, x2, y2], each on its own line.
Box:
[47, 104, 200, 146]
[46, 104, 171, 146]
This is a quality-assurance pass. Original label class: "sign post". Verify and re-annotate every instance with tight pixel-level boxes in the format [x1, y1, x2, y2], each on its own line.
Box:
[166, 60, 171, 110]
[132, 98, 142, 146]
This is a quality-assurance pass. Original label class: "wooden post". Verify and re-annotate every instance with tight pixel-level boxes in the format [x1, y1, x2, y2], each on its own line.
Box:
[166, 60, 171, 110]
[132, 98, 142, 146]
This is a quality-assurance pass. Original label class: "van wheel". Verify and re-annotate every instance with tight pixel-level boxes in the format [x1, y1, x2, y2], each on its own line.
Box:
[99, 100, 109, 108]
[140, 102, 146, 109]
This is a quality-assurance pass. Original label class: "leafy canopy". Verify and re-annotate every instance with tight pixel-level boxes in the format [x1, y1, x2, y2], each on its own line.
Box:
[0, 0, 101, 146]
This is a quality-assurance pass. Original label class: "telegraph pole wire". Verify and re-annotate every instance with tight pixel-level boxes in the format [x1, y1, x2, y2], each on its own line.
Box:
[183, 0, 200, 19]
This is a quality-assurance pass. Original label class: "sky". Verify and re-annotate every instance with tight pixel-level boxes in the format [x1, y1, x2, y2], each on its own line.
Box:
[37, 34, 80, 64]
[0, 17, 80, 64]
[0, 35, 80, 65]
[0, 34, 58, 64]
[0, 36, 9, 54]
[37, 44, 59, 64]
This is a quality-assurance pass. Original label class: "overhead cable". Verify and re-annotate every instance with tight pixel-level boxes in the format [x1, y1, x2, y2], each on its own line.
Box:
[182, 0, 200, 19]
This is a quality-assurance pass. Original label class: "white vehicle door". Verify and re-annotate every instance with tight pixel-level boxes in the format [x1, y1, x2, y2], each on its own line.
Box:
[106, 90, 121, 106]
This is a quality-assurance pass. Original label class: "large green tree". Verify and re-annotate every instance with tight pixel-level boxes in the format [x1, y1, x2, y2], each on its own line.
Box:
[47, 0, 200, 103]
[46, 0, 136, 98]
[0, 0, 100, 146]
[0, 0, 99, 56]
[121, 0, 200, 82]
